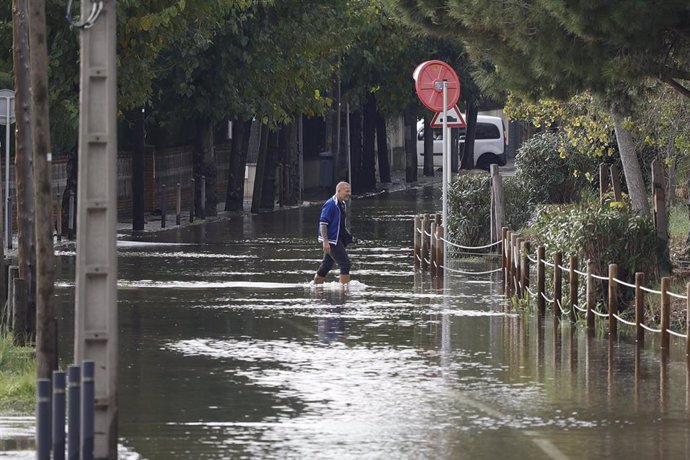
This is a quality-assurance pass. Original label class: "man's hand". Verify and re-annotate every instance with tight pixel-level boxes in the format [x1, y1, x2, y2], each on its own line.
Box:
[322, 240, 331, 254]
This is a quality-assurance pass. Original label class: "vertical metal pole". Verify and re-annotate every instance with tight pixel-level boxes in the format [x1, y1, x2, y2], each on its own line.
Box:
[189, 178, 195, 223]
[37, 378, 51, 460]
[160, 184, 166, 228]
[53, 370, 66, 460]
[68, 189, 75, 239]
[176, 182, 181, 226]
[346, 104, 351, 186]
[6, 190, 11, 249]
[67, 365, 80, 460]
[56, 192, 63, 241]
[4, 96, 9, 250]
[442, 81, 448, 271]
[200, 175, 206, 219]
[75, 1, 118, 457]
[81, 361, 94, 460]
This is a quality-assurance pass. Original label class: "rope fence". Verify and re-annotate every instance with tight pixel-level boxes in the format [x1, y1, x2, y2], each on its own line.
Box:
[412, 214, 690, 357]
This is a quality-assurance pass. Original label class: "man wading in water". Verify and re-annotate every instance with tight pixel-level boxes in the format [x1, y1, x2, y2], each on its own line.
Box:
[314, 181, 353, 285]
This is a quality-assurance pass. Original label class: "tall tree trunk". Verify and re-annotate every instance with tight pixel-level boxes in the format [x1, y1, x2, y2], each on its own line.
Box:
[349, 110, 362, 193]
[194, 118, 217, 217]
[12, 0, 35, 345]
[461, 101, 478, 170]
[251, 124, 269, 213]
[375, 110, 391, 183]
[224, 119, 251, 212]
[132, 107, 145, 230]
[286, 121, 300, 205]
[362, 93, 377, 191]
[260, 130, 278, 210]
[422, 113, 434, 176]
[611, 106, 649, 214]
[28, 0, 56, 378]
[404, 108, 418, 183]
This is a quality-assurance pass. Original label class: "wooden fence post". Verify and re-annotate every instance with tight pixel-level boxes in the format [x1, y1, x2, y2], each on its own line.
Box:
[652, 159, 672, 277]
[537, 246, 545, 315]
[599, 163, 608, 206]
[586, 261, 595, 329]
[505, 231, 513, 295]
[430, 222, 437, 277]
[491, 164, 505, 246]
[421, 214, 430, 271]
[501, 227, 508, 271]
[635, 272, 645, 344]
[521, 241, 531, 298]
[510, 232, 518, 293]
[661, 277, 670, 349]
[610, 164, 622, 202]
[437, 226, 444, 278]
[516, 237, 523, 297]
[608, 264, 618, 336]
[686, 282, 690, 356]
[413, 215, 421, 269]
[553, 252, 562, 317]
[569, 255, 578, 322]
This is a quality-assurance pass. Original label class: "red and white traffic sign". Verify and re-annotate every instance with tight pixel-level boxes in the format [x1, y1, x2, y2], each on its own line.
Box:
[412, 60, 461, 112]
[430, 105, 466, 128]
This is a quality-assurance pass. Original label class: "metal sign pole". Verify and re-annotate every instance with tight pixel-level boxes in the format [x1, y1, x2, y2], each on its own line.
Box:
[4, 96, 9, 249]
[442, 81, 448, 270]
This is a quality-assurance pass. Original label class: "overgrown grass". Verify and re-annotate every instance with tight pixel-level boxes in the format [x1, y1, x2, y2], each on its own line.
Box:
[0, 332, 36, 414]
[669, 203, 689, 255]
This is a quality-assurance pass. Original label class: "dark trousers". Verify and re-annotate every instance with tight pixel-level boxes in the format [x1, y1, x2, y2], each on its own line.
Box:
[317, 240, 351, 276]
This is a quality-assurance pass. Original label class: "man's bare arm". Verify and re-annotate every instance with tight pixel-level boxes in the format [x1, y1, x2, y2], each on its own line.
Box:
[320, 223, 331, 253]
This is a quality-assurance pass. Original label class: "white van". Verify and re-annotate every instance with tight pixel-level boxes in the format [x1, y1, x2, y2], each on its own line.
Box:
[417, 115, 507, 170]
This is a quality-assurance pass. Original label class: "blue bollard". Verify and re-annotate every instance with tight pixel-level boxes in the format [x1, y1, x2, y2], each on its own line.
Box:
[53, 371, 66, 460]
[67, 365, 80, 460]
[37, 378, 51, 460]
[81, 361, 95, 460]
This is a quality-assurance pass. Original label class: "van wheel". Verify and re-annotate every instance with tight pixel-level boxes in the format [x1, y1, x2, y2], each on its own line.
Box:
[476, 154, 496, 171]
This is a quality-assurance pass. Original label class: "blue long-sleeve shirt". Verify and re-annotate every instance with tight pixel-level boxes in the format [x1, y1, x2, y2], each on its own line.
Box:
[317, 195, 343, 244]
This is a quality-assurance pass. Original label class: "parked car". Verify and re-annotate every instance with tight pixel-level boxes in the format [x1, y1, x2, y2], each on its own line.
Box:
[417, 115, 507, 170]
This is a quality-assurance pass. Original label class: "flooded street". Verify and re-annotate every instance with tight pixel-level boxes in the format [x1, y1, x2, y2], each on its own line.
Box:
[3, 184, 690, 459]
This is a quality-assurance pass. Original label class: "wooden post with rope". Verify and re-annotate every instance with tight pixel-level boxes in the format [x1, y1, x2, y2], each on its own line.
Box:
[421, 214, 430, 271]
[635, 272, 645, 344]
[660, 276, 670, 349]
[521, 241, 530, 299]
[430, 221, 437, 277]
[413, 215, 421, 269]
[586, 261, 595, 329]
[569, 256, 578, 322]
[608, 264, 618, 336]
[537, 246, 545, 315]
[553, 252, 562, 317]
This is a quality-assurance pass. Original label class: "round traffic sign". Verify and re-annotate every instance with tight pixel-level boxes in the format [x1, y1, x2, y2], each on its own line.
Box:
[412, 60, 461, 112]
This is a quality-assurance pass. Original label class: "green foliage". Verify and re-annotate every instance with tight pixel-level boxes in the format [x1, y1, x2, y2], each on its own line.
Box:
[447, 173, 492, 247]
[528, 203, 657, 282]
[0, 333, 36, 414]
[515, 131, 598, 204]
[446, 172, 535, 247]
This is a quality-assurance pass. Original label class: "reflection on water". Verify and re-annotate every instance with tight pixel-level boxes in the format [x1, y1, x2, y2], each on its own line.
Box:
[4, 188, 690, 458]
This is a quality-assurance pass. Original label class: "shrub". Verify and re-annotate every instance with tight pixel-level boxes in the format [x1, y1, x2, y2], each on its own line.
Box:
[515, 131, 598, 204]
[527, 203, 657, 283]
[447, 172, 536, 248]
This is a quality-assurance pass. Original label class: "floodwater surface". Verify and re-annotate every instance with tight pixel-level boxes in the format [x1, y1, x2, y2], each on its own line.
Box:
[3, 185, 690, 459]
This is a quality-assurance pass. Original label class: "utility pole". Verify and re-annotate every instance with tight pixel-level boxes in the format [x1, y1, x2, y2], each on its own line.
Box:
[12, 0, 37, 345]
[73, 0, 119, 457]
[28, 0, 56, 379]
